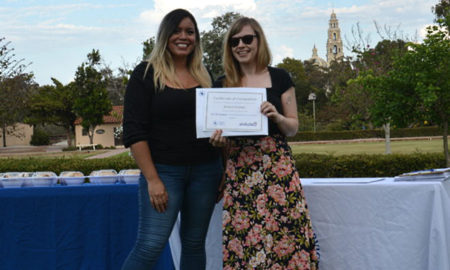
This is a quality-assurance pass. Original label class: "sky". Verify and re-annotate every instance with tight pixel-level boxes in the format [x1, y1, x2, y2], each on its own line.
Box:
[0, 0, 438, 86]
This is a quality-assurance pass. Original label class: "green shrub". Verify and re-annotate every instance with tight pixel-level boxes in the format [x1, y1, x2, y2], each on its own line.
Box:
[63, 146, 78, 152]
[0, 153, 445, 178]
[30, 129, 50, 146]
[294, 153, 445, 177]
[0, 156, 137, 175]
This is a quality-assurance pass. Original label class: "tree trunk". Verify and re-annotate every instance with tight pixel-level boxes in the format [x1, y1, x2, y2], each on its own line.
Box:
[89, 126, 95, 145]
[383, 123, 391, 154]
[443, 121, 449, 167]
[2, 124, 6, 147]
[66, 128, 73, 147]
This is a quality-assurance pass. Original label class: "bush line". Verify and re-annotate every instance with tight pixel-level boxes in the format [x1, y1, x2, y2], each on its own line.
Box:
[293, 153, 445, 177]
[0, 153, 445, 178]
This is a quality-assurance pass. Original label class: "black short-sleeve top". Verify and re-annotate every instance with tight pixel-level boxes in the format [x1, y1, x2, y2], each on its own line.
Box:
[122, 62, 220, 165]
[213, 66, 294, 136]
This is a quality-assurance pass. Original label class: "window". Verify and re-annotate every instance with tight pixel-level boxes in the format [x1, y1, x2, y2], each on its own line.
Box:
[82, 128, 88, 136]
[96, 129, 105, 135]
[333, 45, 337, 54]
[333, 33, 337, 40]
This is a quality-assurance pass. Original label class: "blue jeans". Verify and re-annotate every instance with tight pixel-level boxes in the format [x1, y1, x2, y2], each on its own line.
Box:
[121, 158, 222, 270]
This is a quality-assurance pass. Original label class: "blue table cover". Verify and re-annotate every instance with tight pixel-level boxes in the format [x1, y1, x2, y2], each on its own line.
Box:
[0, 184, 174, 270]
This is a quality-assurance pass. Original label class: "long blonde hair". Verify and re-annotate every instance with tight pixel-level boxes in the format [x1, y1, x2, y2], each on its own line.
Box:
[145, 9, 211, 90]
[223, 17, 272, 87]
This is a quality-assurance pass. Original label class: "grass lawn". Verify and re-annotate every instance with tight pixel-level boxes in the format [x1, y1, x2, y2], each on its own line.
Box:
[290, 138, 443, 155]
[111, 151, 131, 158]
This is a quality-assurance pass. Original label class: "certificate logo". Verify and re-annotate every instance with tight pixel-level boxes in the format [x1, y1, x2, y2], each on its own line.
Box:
[239, 122, 257, 127]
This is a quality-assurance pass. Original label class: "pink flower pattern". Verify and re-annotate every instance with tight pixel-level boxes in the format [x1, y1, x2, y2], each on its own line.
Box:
[223, 134, 319, 269]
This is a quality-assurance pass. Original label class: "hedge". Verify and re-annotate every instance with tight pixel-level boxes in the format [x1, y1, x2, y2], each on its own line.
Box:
[0, 156, 137, 176]
[0, 153, 445, 178]
[293, 153, 446, 177]
[288, 126, 442, 142]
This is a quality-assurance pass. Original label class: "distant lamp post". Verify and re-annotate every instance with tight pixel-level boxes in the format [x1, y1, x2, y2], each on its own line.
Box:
[308, 93, 317, 132]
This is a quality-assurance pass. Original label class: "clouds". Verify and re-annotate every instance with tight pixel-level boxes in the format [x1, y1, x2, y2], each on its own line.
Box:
[0, 0, 438, 86]
[138, 0, 257, 28]
[273, 45, 294, 64]
[297, 0, 435, 32]
[2, 3, 125, 44]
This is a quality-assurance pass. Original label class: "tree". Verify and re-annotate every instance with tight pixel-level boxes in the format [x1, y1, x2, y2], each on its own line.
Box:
[351, 25, 449, 163]
[331, 70, 373, 130]
[301, 60, 340, 130]
[27, 79, 78, 146]
[201, 12, 241, 79]
[348, 70, 407, 154]
[101, 64, 129, 105]
[0, 37, 35, 147]
[326, 59, 365, 130]
[338, 39, 408, 153]
[303, 60, 329, 96]
[433, 0, 450, 30]
[73, 49, 112, 145]
[0, 37, 28, 78]
[276, 57, 310, 111]
[0, 74, 36, 147]
[356, 39, 407, 76]
[338, 20, 414, 132]
[395, 27, 449, 165]
[100, 38, 151, 106]
[142, 37, 155, 60]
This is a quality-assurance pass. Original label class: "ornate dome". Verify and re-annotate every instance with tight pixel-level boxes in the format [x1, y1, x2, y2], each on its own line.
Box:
[309, 45, 328, 68]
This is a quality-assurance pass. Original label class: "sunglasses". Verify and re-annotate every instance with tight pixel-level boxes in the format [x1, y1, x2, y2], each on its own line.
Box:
[230, 34, 257, 47]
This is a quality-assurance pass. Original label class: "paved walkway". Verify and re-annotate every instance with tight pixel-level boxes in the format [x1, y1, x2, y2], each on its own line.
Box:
[0, 144, 129, 159]
[85, 148, 129, 159]
[0, 144, 65, 155]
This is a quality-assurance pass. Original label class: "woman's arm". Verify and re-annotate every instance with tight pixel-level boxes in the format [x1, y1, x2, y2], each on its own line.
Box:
[261, 87, 299, 136]
[123, 63, 168, 212]
[130, 141, 168, 213]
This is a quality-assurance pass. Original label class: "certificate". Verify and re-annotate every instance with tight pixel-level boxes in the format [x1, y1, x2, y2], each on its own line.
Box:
[196, 88, 268, 138]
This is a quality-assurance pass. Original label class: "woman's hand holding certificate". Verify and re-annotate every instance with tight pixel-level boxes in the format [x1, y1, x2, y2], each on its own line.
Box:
[196, 88, 268, 138]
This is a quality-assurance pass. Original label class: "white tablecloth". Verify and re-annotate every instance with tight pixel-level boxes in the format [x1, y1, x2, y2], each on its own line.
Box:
[169, 178, 450, 270]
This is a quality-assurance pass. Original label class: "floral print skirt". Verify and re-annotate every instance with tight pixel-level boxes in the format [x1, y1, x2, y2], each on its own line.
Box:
[223, 134, 319, 270]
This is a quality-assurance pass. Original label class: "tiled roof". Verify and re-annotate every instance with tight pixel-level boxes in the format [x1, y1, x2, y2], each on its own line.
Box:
[74, 105, 123, 125]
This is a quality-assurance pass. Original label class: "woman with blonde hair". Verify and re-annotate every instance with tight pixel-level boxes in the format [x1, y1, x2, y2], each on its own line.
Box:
[210, 17, 319, 269]
[122, 9, 222, 270]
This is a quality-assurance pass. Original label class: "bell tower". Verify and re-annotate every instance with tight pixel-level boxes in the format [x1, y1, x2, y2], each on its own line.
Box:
[326, 10, 344, 65]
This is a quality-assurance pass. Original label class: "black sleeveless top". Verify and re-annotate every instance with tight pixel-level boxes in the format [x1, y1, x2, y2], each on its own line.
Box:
[213, 66, 294, 136]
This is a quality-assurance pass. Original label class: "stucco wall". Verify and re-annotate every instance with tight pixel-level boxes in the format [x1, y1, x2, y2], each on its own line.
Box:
[75, 123, 120, 147]
[0, 123, 33, 146]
